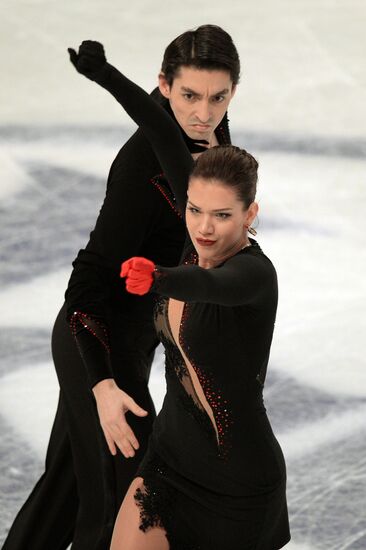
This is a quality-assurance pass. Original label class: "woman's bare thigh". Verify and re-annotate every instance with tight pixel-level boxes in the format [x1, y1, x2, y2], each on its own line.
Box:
[110, 476, 169, 550]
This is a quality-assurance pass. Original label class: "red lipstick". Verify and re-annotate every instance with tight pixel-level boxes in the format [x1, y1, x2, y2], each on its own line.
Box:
[196, 238, 216, 247]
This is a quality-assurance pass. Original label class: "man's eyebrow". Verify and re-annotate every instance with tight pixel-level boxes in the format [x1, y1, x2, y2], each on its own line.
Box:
[187, 200, 233, 212]
[181, 87, 230, 97]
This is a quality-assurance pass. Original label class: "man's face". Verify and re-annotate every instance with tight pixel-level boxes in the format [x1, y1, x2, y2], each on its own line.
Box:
[159, 66, 236, 142]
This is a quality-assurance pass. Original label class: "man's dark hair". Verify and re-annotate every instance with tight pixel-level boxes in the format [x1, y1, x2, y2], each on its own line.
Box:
[161, 25, 240, 86]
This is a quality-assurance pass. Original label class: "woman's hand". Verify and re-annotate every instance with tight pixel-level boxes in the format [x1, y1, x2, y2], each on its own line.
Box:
[92, 378, 148, 458]
[68, 40, 107, 80]
[120, 257, 155, 295]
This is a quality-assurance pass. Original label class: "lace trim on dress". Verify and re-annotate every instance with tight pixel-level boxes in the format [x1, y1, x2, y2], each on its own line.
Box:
[134, 456, 177, 547]
[134, 453, 203, 550]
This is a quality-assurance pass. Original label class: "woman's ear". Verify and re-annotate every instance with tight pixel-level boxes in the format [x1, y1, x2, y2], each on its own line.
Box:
[245, 202, 259, 228]
[158, 72, 171, 99]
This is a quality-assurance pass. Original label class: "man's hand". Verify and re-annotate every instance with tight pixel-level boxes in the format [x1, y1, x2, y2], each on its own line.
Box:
[92, 378, 148, 458]
[68, 40, 107, 80]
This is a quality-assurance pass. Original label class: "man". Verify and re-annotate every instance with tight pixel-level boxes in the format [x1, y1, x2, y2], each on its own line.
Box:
[3, 25, 240, 550]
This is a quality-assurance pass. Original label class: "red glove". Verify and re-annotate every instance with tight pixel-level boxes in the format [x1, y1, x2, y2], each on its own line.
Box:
[120, 257, 155, 295]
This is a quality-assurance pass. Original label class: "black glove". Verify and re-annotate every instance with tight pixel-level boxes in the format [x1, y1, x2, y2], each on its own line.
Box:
[68, 40, 107, 81]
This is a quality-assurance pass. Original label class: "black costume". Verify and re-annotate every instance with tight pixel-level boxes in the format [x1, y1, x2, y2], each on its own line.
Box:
[89, 60, 291, 549]
[2, 94, 231, 549]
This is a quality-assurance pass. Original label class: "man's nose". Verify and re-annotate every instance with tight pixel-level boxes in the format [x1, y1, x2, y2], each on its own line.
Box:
[195, 101, 211, 123]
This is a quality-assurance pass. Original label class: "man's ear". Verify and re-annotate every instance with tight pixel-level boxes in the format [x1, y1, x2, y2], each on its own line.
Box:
[230, 83, 237, 100]
[158, 72, 171, 98]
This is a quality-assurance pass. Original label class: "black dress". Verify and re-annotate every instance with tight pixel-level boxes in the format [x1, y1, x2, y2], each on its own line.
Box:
[92, 64, 291, 549]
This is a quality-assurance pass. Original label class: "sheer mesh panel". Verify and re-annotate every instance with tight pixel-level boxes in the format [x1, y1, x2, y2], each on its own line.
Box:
[153, 245, 234, 459]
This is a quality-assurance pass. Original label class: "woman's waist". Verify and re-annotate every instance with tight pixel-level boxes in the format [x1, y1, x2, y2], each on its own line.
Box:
[152, 397, 286, 493]
[164, 370, 266, 414]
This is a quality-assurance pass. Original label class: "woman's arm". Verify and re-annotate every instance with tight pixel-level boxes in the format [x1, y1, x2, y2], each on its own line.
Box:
[153, 252, 277, 307]
[68, 40, 194, 215]
[122, 249, 277, 308]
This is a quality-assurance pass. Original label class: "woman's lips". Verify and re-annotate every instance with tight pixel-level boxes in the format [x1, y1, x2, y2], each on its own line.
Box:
[196, 238, 216, 247]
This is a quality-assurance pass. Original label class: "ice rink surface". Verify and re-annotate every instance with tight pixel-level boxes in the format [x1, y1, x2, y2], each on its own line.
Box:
[1, 1, 365, 548]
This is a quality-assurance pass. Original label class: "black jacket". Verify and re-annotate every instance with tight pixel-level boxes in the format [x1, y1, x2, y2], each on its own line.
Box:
[65, 90, 231, 388]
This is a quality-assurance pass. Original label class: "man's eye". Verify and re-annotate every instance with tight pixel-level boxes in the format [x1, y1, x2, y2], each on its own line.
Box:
[212, 95, 225, 103]
[183, 93, 195, 101]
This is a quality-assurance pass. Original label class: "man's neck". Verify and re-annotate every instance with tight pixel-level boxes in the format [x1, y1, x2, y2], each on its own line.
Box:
[210, 132, 219, 147]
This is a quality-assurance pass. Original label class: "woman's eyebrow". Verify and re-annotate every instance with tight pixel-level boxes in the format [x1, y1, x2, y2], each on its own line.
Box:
[187, 200, 201, 208]
[187, 200, 233, 212]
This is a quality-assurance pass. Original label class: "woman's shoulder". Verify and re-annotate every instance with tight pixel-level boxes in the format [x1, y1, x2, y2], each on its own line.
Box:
[229, 239, 277, 277]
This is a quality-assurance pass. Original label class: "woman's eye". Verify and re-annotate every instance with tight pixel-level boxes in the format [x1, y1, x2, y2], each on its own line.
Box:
[216, 213, 230, 219]
[187, 206, 200, 214]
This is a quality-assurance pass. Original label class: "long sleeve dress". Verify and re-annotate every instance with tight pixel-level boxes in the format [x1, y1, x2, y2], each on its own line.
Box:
[92, 64, 291, 550]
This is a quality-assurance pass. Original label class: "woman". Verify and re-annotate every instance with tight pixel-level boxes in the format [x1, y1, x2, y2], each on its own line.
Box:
[70, 42, 291, 550]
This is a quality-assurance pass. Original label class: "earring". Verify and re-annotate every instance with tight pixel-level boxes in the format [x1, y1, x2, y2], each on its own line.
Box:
[245, 224, 257, 236]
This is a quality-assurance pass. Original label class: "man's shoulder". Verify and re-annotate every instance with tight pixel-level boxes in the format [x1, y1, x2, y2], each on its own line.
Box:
[114, 127, 153, 160]
[112, 92, 170, 168]
[105, 127, 163, 194]
[108, 127, 159, 178]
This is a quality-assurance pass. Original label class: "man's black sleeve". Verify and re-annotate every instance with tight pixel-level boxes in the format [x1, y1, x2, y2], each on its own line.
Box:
[65, 130, 163, 388]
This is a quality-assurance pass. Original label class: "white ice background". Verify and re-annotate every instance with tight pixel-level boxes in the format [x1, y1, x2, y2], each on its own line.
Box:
[1, 1, 365, 549]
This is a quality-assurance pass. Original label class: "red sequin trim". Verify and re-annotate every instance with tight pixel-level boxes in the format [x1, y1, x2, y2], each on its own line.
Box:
[151, 173, 182, 219]
[69, 311, 110, 353]
[180, 250, 234, 460]
[183, 249, 198, 265]
[217, 117, 231, 145]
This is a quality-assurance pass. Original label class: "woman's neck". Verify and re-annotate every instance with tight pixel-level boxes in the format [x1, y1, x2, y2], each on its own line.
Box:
[198, 237, 251, 269]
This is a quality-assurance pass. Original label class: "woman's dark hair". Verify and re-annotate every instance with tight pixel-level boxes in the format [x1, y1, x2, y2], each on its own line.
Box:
[161, 25, 240, 86]
[190, 145, 258, 209]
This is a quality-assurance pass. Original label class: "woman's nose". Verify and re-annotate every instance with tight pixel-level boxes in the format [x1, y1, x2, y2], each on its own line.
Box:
[199, 215, 214, 234]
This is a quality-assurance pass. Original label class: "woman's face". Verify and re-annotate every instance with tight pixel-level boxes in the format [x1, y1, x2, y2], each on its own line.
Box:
[186, 177, 257, 268]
